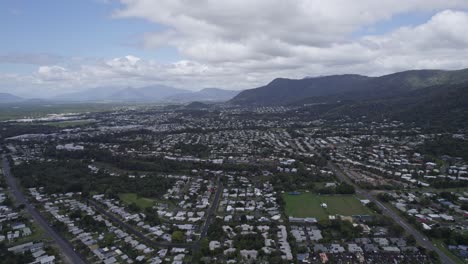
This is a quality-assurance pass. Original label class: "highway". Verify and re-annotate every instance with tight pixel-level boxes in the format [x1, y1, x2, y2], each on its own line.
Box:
[328, 161, 455, 264]
[2, 155, 86, 264]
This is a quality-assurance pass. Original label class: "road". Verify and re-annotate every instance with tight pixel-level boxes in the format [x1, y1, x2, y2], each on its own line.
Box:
[328, 161, 455, 264]
[199, 175, 223, 240]
[88, 199, 194, 249]
[2, 155, 86, 264]
[88, 174, 224, 251]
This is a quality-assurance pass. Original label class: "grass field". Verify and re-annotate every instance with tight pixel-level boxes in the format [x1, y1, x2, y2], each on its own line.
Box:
[119, 193, 156, 209]
[282, 192, 372, 220]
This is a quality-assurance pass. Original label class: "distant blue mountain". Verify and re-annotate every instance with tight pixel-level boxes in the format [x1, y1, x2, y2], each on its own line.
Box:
[53, 85, 189, 102]
[164, 88, 240, 102]
[0, 93, 23, 103]
[53, 86, 239, 103]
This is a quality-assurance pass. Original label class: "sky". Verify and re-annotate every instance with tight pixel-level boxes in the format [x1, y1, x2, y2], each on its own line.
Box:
[2, 0, 468, 97]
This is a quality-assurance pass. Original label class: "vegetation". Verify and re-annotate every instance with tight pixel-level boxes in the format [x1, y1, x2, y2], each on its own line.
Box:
[282, 193, 372, 220]
[0, 243, 34, 264]
[418, 135, 468, 161]
[234, 233, 264, 250]
[118, 193, 155, 209]
[174, 142, 211, 157]
[12, 160, 175, 199]
[271, 170, 331, 192]
[317, 182, 356, 194]
[231, 71, 468, 129]
[206, 218, 224, 241]
[318, 219, 363, 242]
[171, 231, 185, 243]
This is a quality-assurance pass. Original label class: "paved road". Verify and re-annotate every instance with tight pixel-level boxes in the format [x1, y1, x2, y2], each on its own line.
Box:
[88, 199, 194, 249]
[2, 155, 86, 264]
[88, 175, 224, 251]
[328, 161, 455, 264]
[199, 175, 223, 240]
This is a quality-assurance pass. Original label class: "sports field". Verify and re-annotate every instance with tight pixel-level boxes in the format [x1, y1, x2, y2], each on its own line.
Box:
[119, 193, 156, 209]
[282, 192, 372, 220]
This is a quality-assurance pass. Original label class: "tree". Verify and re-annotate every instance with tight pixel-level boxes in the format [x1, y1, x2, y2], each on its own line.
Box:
[172, 231, 185, 243]
[69, 209, 82, 219]
[2, 197, 13, 207]
[389, 223, 404, 236]
[428, 250, 440, 263]
[128, 202, 141, 213]
[366, 202, 382, 214]
[406, 234, 416, 245]
[335, 182, 355, 194]
[99, 233, 116, 248]
[144, 207, 160, 225]
[207, 218, 224, 240]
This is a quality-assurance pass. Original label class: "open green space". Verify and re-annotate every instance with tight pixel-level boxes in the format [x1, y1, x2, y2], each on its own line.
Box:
[282, 192, 372, 220]
[118, 193, 156, 209]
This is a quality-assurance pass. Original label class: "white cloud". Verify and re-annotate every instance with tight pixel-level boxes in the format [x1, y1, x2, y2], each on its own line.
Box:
[2, 3, 468, 97]
[114, 0, 468, 59]
[36, 66, 73, 81]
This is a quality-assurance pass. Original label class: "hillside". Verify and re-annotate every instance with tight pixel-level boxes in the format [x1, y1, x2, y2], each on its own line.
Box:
[230, 74, 370, 105]
[230, 68, 468, 106]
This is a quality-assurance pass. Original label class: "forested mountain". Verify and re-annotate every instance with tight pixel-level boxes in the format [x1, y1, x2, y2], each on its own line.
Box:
[230, 68, 468, 106]
[230, 68, 468, 128]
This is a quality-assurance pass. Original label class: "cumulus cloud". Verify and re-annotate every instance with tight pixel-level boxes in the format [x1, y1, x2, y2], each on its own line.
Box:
[114, 0, 468, 61]
[2, 2, 468, 97]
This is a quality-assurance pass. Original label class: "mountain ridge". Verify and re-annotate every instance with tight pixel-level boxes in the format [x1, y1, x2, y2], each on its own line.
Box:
[230, 68, 468, 106]
[0, 92, 23, 103]
[53, 85, 190, 102]
[164, 88, 240, 102]
[51, 85, 240, 103]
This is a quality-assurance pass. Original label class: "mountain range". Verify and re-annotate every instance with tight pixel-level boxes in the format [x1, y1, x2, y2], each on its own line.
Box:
[52, 86, 240, 103]
[0, 93, 23, 103]
[230, 68, 468, 106]
[230, 68, 468, 128]
[0, 86, 240, 104]
[1, 68, 467, 127]
[164, 88, 239, 103]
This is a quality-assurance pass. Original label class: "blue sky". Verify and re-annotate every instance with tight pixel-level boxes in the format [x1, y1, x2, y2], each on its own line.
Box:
[1, 1, 431, 60]
[351, 11, 435, 38]
[1, 0, 177, 68]
[1, 0, 468, 97]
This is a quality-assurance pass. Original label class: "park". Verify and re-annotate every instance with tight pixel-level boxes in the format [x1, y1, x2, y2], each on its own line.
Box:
[282, 192, 372, 220]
